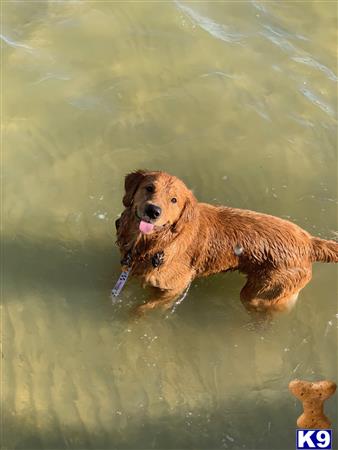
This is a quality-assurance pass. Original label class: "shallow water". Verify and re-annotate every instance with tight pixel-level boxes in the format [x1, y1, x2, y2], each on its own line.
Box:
[2, 1, 337, 449]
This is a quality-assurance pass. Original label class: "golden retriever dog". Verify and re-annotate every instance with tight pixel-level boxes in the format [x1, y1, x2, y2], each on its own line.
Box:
[116, 170, 338, 317]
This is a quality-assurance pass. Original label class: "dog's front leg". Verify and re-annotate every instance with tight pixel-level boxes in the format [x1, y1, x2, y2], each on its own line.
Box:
[133, 281, 190, 316]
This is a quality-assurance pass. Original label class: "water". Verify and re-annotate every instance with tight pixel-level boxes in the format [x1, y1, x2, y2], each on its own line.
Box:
[2, 2, 337, 449]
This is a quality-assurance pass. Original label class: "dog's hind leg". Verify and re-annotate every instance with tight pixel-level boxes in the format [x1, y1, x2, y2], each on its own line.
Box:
[240, 266, 312, 319]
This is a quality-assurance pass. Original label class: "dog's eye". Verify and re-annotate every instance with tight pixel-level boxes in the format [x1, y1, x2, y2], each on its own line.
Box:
[171, 197, 177, 204]
[145, 185, 154, 193]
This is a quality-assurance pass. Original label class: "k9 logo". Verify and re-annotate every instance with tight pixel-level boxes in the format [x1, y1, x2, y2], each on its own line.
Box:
[296, 429, 332, 449]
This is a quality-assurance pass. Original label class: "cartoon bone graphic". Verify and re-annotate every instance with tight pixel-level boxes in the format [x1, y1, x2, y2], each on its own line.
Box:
[289, 379, 336, 429]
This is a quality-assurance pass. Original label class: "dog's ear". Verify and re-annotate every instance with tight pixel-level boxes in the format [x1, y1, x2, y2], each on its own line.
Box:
[173, 190, 197, 233]
[123, 170, 146, 207]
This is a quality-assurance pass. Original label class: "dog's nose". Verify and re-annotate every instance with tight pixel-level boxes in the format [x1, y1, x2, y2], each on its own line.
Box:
[145, 204, 161, 220]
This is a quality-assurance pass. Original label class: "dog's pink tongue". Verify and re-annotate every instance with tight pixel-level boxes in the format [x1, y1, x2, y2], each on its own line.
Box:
[139, 220, 154, 234]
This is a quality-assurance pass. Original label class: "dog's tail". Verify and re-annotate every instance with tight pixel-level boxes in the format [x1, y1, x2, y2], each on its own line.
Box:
[311, 237, 338, 263]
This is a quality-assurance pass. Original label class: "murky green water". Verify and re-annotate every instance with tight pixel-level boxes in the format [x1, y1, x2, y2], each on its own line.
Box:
[2, 1, 337, 449]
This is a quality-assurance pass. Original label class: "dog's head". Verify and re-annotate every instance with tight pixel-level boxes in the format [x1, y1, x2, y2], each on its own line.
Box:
[122, 170, 197, 234]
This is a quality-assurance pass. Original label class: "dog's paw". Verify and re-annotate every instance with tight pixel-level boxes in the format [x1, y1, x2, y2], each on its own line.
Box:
[152, 251, 164, 268]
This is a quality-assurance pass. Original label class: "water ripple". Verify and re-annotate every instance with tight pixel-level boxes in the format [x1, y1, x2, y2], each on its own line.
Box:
[0, 33, 34, 52]
[260, 28, 298, 54]
[174, 1, 246, 44]
[292, 56, 338, 82]
[261, 24, 338, 85]
[263, 24, 308, 42]
[200, 71, 239, 80]
[251, 0, 268, 15]
[32, 72, 71, 85]
[299, 86, 336, 118]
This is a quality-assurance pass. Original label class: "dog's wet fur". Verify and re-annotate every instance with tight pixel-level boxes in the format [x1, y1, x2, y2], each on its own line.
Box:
[116, 170, 338, 318]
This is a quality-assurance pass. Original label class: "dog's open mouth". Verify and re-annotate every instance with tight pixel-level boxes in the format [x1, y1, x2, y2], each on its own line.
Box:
[135, 211, 155, 234]
[139, 220, 154, 234]
[135, 210, 169, 234]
